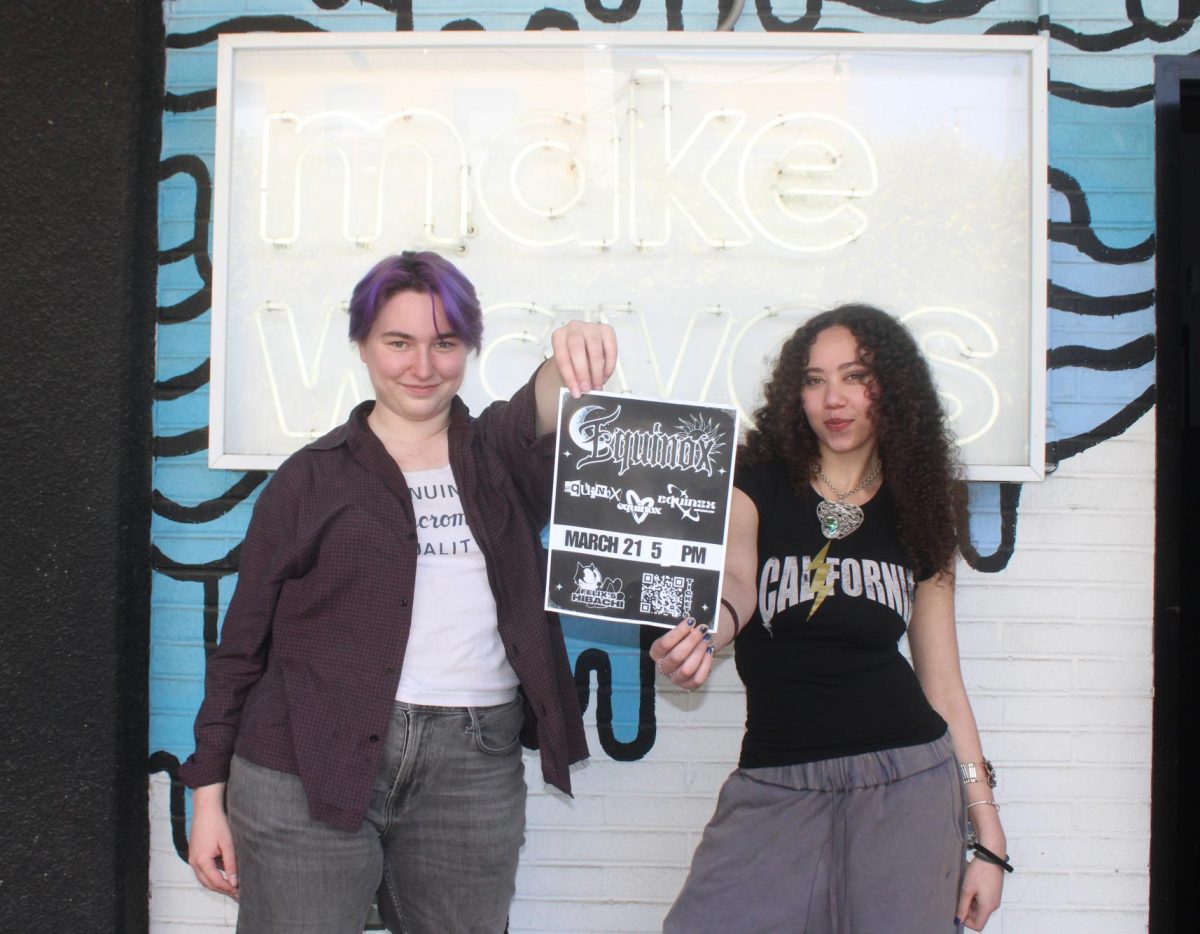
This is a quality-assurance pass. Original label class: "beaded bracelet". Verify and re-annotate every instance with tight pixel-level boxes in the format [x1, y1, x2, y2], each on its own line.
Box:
[720, 598, 742, 636]
[970, 842, 1014, 873]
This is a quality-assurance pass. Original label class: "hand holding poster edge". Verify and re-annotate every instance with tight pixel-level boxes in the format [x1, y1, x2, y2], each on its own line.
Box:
[544, 388, 739, 632]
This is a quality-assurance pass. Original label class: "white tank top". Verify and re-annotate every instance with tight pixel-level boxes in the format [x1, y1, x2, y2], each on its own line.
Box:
[395, 464, 519, 706]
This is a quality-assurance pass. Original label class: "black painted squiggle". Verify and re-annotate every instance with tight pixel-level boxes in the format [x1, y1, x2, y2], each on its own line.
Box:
[153, 472, 268, 523]
[158, 157, 212, 279]
[1048, 334, 1156, 371]
[1127, 0, 1200, 41]
[959, 482, 1021, 574]
[148, 751, 189, 861]
[1049, 283, 1154, 316]
[164, 89, 216, 113]
[157, 156, 212, 324]
[1049, 167, 1156, 264]
[756, 0, 822, 32]
[985, 20, 1175, 106]
[154, 427, 208, 458]
[203, 578, 221, 654]
[155, 361, 210, 401]
[1050, 79, 1154, 108]
[666, 0, 685, 30]
[988, 2, 1198, 51]
[1046, 385, 1156, 462]
[165, 15, 326, 49]
[526, 8, 581, 29]
[717, 0, 738, 30]
[827, 0, 992, 23]
[984, 20, 1037, 36]
[152, 546, 242, 652]
[573, 629, 658, 761]
[585, 0, 641, 24]
[369, 0, 414, 31]
[1047, 2, 1198, 53]
[153, 543, 241, 579]
[159, 288, 211, 324]
[442, 19, 485, 30]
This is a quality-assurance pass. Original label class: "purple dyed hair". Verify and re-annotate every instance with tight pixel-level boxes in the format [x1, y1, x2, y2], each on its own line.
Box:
[347, 251, 483, 351]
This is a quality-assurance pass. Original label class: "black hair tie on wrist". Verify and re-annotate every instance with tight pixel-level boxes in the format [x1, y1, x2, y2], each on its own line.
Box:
[970, 842, 1014, 873]
[720, 598, 742, 636]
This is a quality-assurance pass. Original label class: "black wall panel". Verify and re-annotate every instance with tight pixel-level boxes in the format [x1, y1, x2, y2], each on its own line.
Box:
[0, 2, 162, 930]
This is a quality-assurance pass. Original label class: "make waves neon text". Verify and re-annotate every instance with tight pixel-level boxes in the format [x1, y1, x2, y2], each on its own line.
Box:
[257, 71, 878, 254]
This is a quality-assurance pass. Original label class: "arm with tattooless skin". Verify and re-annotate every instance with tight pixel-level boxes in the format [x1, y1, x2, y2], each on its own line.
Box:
[909, 568, 1007, 931]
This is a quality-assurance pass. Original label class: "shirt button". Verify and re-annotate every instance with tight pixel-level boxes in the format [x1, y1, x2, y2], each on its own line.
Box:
[400, 598, 409, 608]
[368, 734, 379, 743]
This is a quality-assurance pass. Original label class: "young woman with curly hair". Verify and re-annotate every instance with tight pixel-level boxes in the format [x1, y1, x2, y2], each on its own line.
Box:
[651, 305, 1008, 933]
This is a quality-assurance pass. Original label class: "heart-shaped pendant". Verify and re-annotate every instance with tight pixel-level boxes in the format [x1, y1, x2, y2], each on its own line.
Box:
[816, 499, 864, 540]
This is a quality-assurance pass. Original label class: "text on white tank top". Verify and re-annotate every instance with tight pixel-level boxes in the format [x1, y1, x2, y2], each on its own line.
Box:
[395, 464, 519, 706]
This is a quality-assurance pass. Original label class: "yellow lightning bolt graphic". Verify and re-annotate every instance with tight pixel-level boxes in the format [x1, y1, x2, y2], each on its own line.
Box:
[807, 540, 834, 620]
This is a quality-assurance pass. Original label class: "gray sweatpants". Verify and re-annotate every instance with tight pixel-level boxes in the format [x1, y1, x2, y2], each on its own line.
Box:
[663, 733, 965, 934]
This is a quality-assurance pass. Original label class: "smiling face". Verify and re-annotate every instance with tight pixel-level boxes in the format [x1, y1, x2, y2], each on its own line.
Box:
[358, 289, 467, 432]
[800, 325, 878, 458]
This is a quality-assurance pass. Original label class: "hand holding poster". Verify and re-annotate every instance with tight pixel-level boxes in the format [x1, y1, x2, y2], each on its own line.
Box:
[545, 391, 738, 630]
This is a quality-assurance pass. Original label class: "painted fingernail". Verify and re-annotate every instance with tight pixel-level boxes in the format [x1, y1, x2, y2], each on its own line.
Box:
[953, 919, 961, 928]
[702, 632, 713, 644]
[698, 624, 709, 635]
[706, 645, 714, 655]
[685, 617, 697, 627]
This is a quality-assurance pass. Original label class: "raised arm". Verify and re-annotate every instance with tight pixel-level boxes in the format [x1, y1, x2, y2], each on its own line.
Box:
[908, 569, 1007, 931]
[534, 320, 618, 436]
[649, 488, 759, 690]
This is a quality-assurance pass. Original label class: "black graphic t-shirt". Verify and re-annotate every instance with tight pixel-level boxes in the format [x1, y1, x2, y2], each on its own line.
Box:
[734, 461, 946, 768]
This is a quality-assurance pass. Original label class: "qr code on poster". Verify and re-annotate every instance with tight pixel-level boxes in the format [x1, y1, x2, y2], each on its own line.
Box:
[640, 573, 694, 618]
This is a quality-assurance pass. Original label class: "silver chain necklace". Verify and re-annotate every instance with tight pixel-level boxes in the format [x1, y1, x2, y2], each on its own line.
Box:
[814, 459, 881, 540]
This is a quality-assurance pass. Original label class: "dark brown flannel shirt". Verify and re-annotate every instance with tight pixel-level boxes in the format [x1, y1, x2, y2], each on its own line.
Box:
[179, 371, 588, 831]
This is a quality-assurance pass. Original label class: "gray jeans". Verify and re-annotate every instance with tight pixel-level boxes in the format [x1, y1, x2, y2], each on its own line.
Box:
[226, 698, 526, 934]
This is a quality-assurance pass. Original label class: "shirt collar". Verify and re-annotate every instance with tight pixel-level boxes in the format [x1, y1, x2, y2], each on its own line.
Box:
[305, 397, 471, 452]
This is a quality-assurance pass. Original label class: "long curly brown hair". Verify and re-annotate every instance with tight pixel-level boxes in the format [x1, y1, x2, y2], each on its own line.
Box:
[741, 304, 963, 576]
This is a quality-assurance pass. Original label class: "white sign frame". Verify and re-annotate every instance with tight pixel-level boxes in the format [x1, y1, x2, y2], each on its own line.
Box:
[209, 31, 1048, 481]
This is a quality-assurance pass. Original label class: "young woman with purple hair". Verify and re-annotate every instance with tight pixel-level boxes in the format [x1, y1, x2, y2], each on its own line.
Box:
[181, 251, 616, 933]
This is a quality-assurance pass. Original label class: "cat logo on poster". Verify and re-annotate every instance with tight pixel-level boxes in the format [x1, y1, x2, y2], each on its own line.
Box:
[571, 561, 626, 610]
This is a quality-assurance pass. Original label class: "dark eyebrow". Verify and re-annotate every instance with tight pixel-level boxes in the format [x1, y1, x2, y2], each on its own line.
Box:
[379, 329, 461, 342]
[804, 360, 867, 374]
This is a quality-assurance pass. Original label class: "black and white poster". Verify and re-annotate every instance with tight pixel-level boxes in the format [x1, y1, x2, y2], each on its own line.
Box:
[545, 391, 739, 631]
